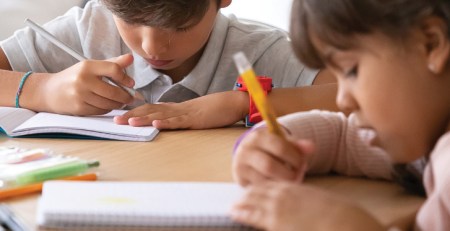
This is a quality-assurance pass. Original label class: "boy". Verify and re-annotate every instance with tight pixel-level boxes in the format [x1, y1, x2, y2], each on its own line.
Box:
[0, 0, 336, 129]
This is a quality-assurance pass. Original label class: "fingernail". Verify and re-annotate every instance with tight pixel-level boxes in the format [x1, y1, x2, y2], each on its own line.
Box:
[127, 78, 135, 87]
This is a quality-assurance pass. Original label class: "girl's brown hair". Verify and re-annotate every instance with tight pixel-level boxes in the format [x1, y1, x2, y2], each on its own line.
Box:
[101, 0, 221, 29]
[290, 0, 450, 69]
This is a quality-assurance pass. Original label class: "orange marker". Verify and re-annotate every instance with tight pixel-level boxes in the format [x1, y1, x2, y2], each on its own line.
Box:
[0, 173, 97, 200]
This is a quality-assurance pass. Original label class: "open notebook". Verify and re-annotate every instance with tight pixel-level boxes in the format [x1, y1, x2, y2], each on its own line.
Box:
[37, 181, 256, 230]
[0, 107, 158, 142]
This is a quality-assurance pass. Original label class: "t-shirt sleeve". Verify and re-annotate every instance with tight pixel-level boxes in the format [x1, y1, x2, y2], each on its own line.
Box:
[0, 8, 84, 73]
[0, 0, 120, 73]
[253, 36, 318, 87]
[277, 110, 393, 180]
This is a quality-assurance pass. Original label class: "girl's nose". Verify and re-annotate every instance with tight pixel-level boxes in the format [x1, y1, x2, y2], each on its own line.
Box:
[336, 81, 357, 113]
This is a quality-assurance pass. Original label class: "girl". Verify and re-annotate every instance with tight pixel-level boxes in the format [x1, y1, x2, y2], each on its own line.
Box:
[231, 0, 450, 230]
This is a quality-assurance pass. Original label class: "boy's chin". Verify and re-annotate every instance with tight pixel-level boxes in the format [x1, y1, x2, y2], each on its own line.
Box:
[146, 59, 175, 69]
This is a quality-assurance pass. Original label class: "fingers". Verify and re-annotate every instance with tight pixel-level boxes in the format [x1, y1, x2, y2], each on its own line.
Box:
[75, 59, 135, 105]
[249, 131, 305, 170]
[231, 184, 275, 230]
[47, 55, 137, 115]
[104, 54, 135, 88]
[81, 90, 127, 111]
[233, 128, 317, 186]
[108, 53, 134, 69]
[293, 140, 315, 182]
[114, 105, 161, 126]
[151, 116, 192, 129]
[89, 81, 133, 105]
[236, 131, 303, 174]
[295, 139, 315, 155]
[129, 114, 192, 129]
[70, 100, 111, 116]
[79, 57, 135, 89]
[232, 183, 350, 231]
[243, 147, 297, 182]
[232, 164, 271, 187]
[113, 103, 194, 129]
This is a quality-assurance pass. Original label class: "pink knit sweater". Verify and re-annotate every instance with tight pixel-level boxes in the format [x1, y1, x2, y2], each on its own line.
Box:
[274, 110, 449, 230]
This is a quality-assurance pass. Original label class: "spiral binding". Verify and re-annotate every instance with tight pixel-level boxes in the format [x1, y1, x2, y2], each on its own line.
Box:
[43, 213, 259, 231]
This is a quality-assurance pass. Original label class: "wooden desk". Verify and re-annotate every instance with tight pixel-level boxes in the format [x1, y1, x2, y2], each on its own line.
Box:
[0, 127, 424, 230]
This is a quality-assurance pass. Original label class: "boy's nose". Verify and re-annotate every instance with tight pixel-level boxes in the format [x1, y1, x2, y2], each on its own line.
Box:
[141, 28, 171, 56]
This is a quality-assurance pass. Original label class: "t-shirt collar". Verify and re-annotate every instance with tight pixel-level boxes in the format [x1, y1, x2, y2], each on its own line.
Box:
[128, 52, 164, 89]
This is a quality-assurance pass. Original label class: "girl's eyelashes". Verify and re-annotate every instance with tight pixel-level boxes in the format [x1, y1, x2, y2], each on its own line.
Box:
[175, 26, 191, 33]
[345, 66, 358, 78]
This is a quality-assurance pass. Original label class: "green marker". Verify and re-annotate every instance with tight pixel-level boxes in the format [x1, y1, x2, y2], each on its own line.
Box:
[11, 160, 100, 186]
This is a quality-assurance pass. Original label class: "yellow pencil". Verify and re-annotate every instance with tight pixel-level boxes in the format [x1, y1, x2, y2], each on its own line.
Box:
[233, 52, 285, 138]
[0, 173, 98, 200]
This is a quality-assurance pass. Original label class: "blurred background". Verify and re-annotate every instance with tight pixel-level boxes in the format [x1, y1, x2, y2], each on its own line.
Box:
[221, 0, 293, 32]
[0, 0, 293, 41]
[0, 0, 85, 40]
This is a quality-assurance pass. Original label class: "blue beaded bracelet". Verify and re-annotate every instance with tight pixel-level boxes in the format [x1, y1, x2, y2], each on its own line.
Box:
[15, 71, 33, 108]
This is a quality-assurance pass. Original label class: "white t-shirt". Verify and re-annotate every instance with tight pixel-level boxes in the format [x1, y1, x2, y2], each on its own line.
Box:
[1, 0, 317, 104]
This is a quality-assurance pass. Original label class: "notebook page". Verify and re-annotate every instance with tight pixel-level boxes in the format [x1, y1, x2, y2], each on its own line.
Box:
[0, 107, 36, 135]
[38, 182, 246, 227]
[12, 110, 156, 138]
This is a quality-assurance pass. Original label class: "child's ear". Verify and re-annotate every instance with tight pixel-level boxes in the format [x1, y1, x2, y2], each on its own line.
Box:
[219, 0, 232, 9]
[422, 16, 450, 74]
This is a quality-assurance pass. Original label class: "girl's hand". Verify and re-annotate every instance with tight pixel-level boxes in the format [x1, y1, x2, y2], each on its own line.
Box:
[42, 54, 135, 115]
[232, 128, 314, 186]
[231, 182, 384, 231]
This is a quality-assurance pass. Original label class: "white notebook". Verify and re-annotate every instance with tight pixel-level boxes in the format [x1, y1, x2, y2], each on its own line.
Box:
[0, 107, 158, 142]
[37, 181, 255, 230]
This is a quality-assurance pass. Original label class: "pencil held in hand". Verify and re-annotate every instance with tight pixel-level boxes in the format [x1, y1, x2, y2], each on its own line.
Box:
[233, 52, 306, 180]
[233, 52, 285, 138]
[24, 18, 145, 103]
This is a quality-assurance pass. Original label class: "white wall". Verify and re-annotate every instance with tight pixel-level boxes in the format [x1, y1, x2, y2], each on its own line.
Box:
[221, 0, 294, 32]
[0, 0, 83, 40]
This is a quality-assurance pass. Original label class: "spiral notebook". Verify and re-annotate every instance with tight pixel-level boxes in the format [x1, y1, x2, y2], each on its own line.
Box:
[37, 181, 256, 230]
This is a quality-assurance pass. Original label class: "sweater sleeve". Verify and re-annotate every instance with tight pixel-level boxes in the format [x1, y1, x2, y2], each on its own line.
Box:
[416, 132, 450, 230]
[277, 110, 393, 180]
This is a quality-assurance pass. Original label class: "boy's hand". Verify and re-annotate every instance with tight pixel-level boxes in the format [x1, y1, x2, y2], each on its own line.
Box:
[114, 91, 249, 129]
[43, 54, 135, 115]
[231, 182, 384, 231]
[232, 128, 314, 186]
[114, 102, 201, 129]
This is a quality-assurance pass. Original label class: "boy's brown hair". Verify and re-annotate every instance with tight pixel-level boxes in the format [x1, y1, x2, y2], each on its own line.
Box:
[102, 0, 221, 29]
[290, 0, 450, 69]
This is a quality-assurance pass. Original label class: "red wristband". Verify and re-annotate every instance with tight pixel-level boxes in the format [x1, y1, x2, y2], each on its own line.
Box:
[235, 76, 273, 127]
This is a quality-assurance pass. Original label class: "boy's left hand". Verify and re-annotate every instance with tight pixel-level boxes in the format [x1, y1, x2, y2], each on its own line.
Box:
[231, 182, 384, 231]
[113, 91, 249, 129]
[114, 102, 201, 129]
